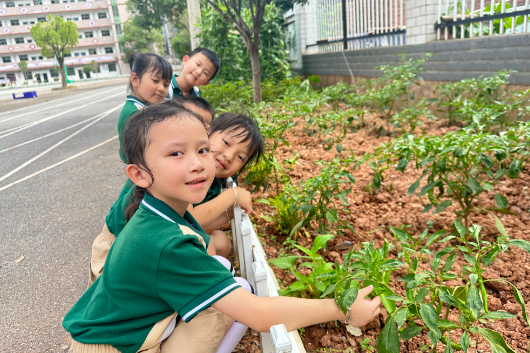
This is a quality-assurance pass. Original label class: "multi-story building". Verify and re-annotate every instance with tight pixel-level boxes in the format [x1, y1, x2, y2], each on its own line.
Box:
[0, 0, 130, 86]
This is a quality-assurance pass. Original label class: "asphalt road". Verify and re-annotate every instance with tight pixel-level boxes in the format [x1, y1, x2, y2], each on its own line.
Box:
[0, 83, 129, 352]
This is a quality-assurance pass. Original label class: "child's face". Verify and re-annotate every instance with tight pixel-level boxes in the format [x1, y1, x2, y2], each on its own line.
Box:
[209, 129, 252, 179]
[181, 53, 216, 87]
[143, 117, 216, 212]
[131, 70, 170, 104]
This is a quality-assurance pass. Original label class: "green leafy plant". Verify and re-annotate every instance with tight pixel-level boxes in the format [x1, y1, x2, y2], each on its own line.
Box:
[365, 123, 530, 226]
[367, 53, 432, 133]
[392, 99, 436, 135]
[300, 158, 356, 233]
[243, 111, 295, 193]
[305, 109, 357, 151]
[371, 221, 530, 353]
[258, 182, 312, 240]
[272, 219, 530, 352]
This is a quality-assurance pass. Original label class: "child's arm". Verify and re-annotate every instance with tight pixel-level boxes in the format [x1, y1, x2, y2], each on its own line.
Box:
[201, 212, 231, 234]
[212, 285, 381, 332]
[188, 187, 252, 230]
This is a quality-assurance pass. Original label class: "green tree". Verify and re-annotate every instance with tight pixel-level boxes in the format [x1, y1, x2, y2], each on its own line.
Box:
[83, 64, 92, 78]
[90, 60, 99, 79]
[171, 9, 191, 58]
[30, 14, 78, 89]
[18, 60, 29, 81]
[125, 0, 186, 29]
[119, 17, 165, 63]
[197, 3, 290, 83]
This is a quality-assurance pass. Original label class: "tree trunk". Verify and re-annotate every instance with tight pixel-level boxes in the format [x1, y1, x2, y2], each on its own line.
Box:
[249, 43, 262, 103]
[58, 57, 67, 89]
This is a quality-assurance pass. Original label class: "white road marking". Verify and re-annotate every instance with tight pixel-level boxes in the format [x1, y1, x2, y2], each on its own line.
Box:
[0, 86, 124, 124]
[0, 135, 118, 192]
[0, 92, 122, 140]
[0, 122, 34, 135]
[0, 103, 124, 154]
[0, 104, 121, 184]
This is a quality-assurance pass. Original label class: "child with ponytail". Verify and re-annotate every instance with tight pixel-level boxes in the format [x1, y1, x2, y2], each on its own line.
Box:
[64, 100, 381, 353]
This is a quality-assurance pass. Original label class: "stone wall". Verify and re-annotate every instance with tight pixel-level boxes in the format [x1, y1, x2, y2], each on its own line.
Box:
[302, 33, 530, 85]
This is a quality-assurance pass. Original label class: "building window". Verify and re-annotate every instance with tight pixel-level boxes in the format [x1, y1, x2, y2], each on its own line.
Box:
[25, 71, 32, 79]
[84, 31, 93, 38]
[22, 21, 36, 25]
[108, 63, 117, 72]
[37, 17, 46, 22]
[67, 67, 75, 75]
[19, 54, 28, 61]
[88, 49, 97, 55]
[81, 14, 90, 20]
[101, 30, 110, 37]
[74, 53, 80, 57]
[50, 68, 59, 78]
[2, 57, 12, 63]
[51, 0, 59, 3]
[78, 34, 82, 38]
[98, 13, 107, 19]
[27, 39, 33, 43]
[115, 23, 123, 35]
[11, 20, 20, 26]
[105, 47, 114, 54]
[0, 21, 3, 27]
[64, 53, 72, 57]
[81, 52, 86, 56]
[15, 38, 25, 44]
[0, 39, 7, 45]
[6, 2, 15, 7]
[34, 0, 42, 4]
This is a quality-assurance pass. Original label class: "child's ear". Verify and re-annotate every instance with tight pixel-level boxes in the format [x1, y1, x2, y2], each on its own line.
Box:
[182, 55, 189, 64]
[205, 125, 211, 133]
[126, 164, 152, 189]
[130, 72, 140, 88]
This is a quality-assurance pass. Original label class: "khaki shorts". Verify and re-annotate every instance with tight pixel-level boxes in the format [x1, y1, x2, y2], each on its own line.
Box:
[88, 224, 116, 288]
[71, 307, 227, 353]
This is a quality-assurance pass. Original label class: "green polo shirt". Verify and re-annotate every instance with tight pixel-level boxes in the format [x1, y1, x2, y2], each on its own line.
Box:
[64, 192, 240, 353]
[118, 96, 146, 163]
[107, 178, 224, 238]
[167, 75, 201, 99]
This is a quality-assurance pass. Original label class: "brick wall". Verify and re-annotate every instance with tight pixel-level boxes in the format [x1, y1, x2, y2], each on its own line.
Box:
[302, 33, 530, 85]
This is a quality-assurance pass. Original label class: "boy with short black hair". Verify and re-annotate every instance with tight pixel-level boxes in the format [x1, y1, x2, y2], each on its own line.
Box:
[168, 48, 221, 98]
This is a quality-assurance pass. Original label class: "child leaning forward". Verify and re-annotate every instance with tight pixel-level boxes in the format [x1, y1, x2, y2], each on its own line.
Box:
[64, 100, 381, 353]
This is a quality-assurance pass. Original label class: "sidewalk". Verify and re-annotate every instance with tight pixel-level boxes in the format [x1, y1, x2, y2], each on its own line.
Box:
[0, 77, 129, 114]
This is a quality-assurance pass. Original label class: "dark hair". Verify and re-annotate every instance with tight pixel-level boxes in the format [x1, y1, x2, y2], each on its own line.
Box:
[174, 95, 216, 122]
[128, 53, 173, 93]
[123, 100, 205, 220]
[188, 47, 221, 80]
[209, 113, 264, 178]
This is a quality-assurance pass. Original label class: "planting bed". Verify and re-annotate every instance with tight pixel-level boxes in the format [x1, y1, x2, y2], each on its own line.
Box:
[234, 111, 530, 353]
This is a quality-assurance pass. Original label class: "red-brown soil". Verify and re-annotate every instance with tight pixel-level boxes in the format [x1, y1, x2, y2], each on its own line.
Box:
[234, 109, 530, 353]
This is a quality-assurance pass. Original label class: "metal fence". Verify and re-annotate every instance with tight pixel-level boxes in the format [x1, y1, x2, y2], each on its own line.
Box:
[436, 0, 530, 40]
[308, 0, 406, 52]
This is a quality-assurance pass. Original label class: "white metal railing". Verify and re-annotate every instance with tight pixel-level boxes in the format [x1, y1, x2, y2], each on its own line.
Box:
[436, 0, 530, 40]
[311, 0, 405, 52]
[226, 179, 305, 353]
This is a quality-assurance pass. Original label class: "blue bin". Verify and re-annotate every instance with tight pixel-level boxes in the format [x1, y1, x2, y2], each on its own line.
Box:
[12, 91, 38, 100]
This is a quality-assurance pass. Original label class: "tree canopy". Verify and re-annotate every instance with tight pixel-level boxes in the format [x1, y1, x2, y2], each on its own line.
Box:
[119, 17, 165, 63]
[30, 14, 78, 88]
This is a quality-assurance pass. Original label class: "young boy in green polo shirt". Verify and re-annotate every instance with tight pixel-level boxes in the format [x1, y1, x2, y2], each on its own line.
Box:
[167, 47, 220, 99]
[64, 101, 381, 353]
